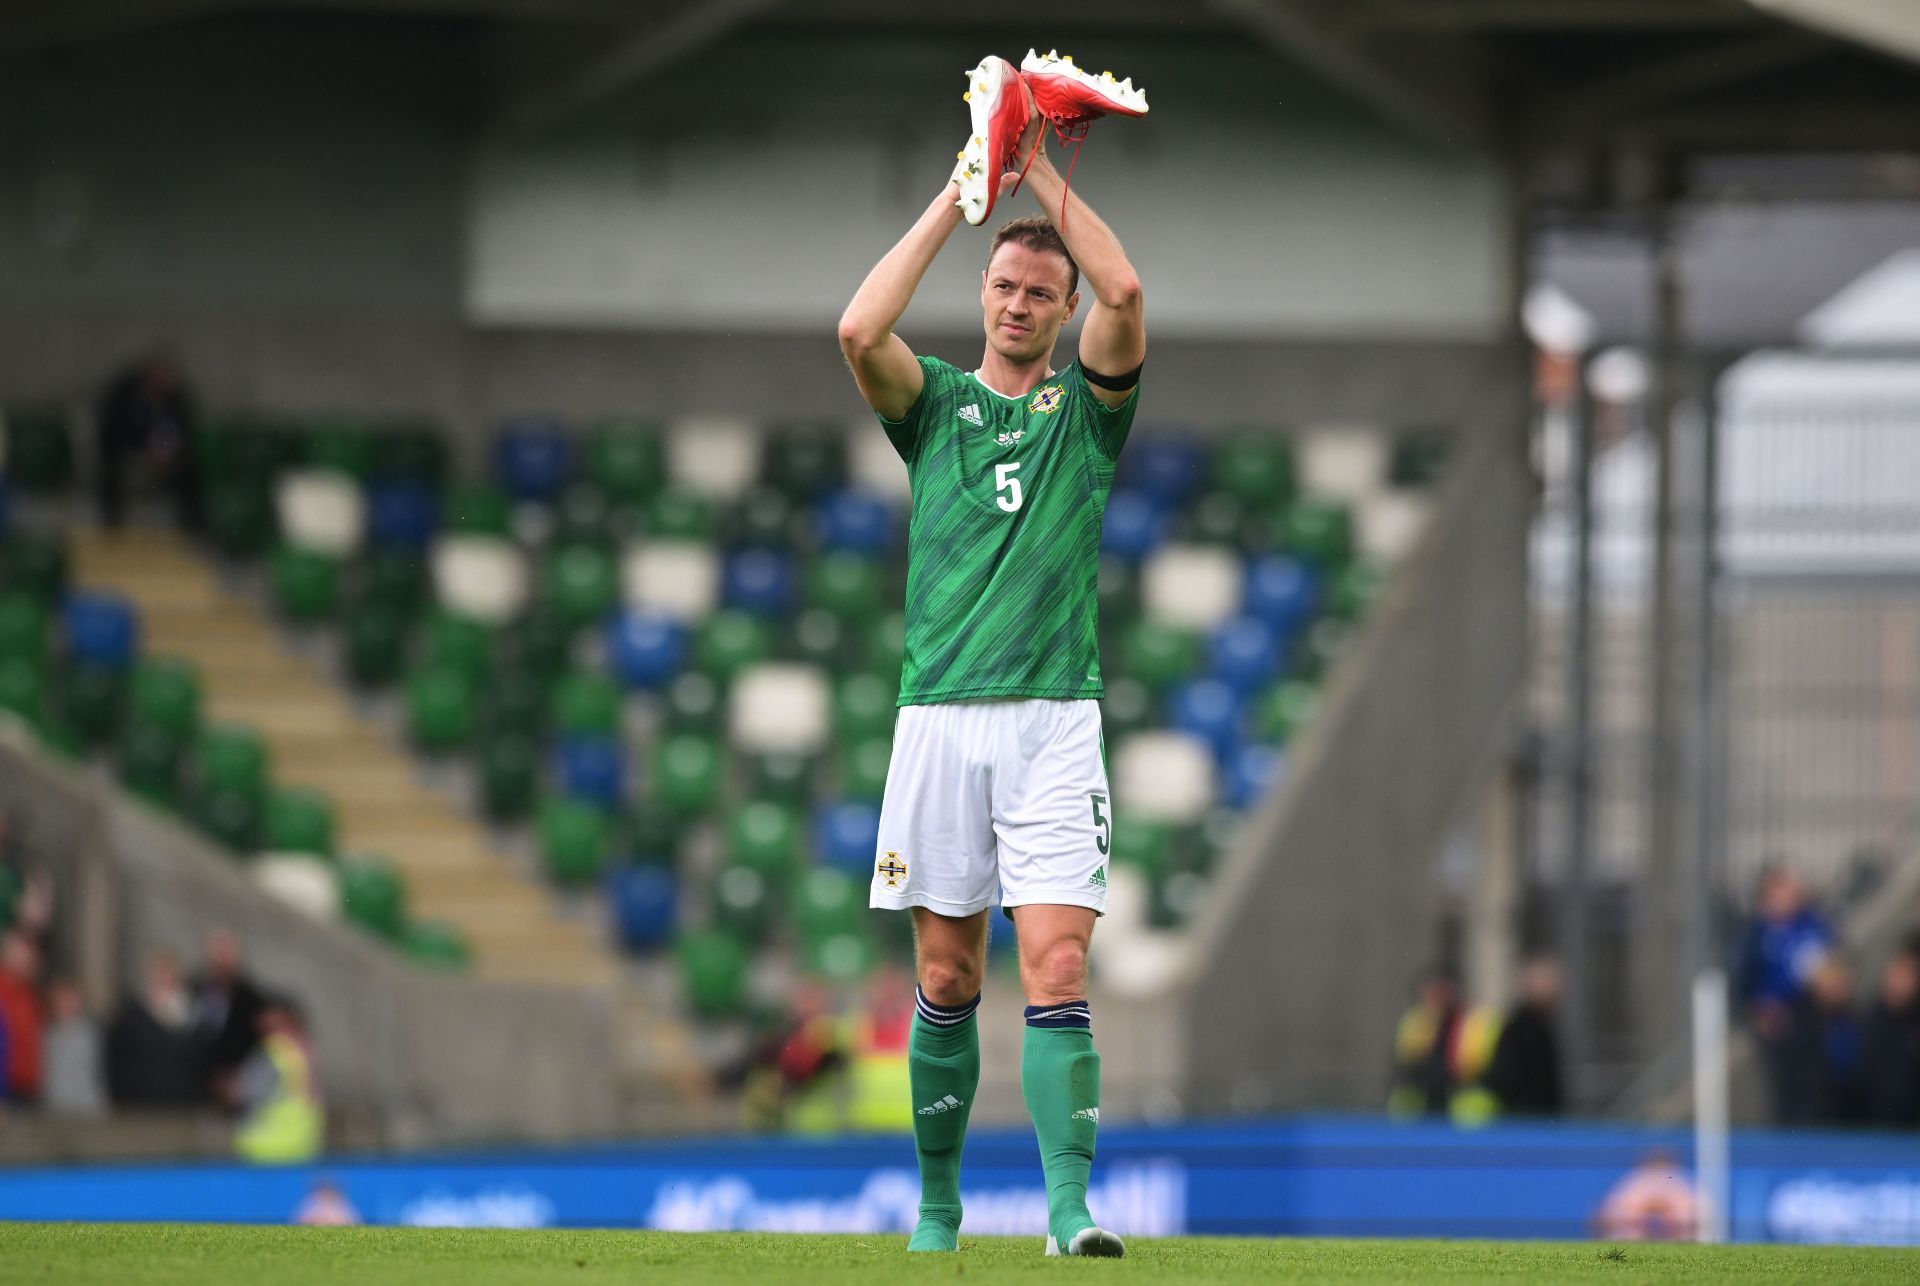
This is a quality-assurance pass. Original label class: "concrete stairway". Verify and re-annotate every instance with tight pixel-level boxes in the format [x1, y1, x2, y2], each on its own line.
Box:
[69, 525, 619, 990]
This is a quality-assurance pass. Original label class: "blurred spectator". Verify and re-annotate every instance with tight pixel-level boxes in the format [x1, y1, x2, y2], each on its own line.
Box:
[1861, 947, 1920, 1128]
[234, 996, 323, 1163]
[729, 983, 849, 1133]
[41, 977, 106, 1116]
[95, 348, 201, 531]
[1593, 1150, 1700, 1241]
[106, 948, 208, 1107]
[1736, 866, 1834, 1120]
[1782, 954, 1864, 1126]
[1389, 971, 1464, 1119]
[294, 1177, 360, 1226]
[848, 964, 913, 1133]
[192, 928, 266, 1099]
[1485, 956, 1566, 1118]
[0, 931, 46, 1103]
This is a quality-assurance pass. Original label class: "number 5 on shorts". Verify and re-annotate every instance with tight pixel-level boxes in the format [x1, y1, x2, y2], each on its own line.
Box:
[1090, 792, 1109, 855]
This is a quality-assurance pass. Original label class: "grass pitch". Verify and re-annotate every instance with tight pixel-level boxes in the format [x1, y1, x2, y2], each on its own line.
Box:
[1, 1224, 1916, 1284]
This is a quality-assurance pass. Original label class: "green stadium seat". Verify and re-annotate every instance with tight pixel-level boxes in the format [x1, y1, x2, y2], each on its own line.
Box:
[405, 665, 477, 752]
[118, 721, 183, 808]
[1282, 499, 1354, 572]
[478, 732, 540, 822]
[198, 724, 270, 799]
[1, 531, 68, 603]
[678, 927, 750, 1018]
[1213, 433, 1295, 507]
[808, 552, 883, 618]
[0, 656, 45, 726]
[588, 426, 664, 504]
[833, 672, 896, 744]
[0, 866, 21, 929]
[1330, 562, 1382, 621]
[728, 488, 798, 550]
[129, 657, 201, 739]
[34, 718, 85, 762]
[554, 485, 613, 548]
[355, 547, 430, 618]
[1390, 431, 1448, 488]
[646, 489, 715, 541]
[0, 593, 48, 664]
[444, 483, 512, 537]
[1184, 490, 1251, 547]
[264, 787, 336, 858]
[403, 920, 472, 971]
[4, 409, 75, 492]
[344, 606, 409, 690]
[664, 671, 723, 733]
[61, 660, 125, 746]
[483, 666, 546, 737]
[500, 603, 577, 682]
[651, 732, 723, 818]
[538, 798, 610, 885]
[1118, 620, 1198, 692]
[199, 421, 295, 488]
[270, 545, 341, 623]
[195, 784, 263, 854]
[695, 610, 771, 684]
[624, 808, 684, 867]
[1098, 555, 1140, 627]
[423, 610, 494, 687]
[1100, 676, 1155, 741]
[787, 608, 851, 673]
[303, 421, 375, 478]
[839, 736, 892, 803]
[867, 611, 907, 680]
[1255, 678, 1320, 743]
[1110, 815, 1175, 882]
[746, 750, 813, 803]
[204, 484, 275, 560]
[805, 929, 877, 983]
[727, 799, 800, 885]
[544, 543, 618, 627]
[374, 428, 448, 483]
[710, 865, 774, 945]
[762, 432, 846, 501]
[1293, 618, 1348, 681]
[338, 856, 407, 939]
[793, 866, 865, 945]
[551, 669, 621, 737]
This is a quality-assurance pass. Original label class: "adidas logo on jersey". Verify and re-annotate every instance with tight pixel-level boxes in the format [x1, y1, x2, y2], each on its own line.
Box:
[958, 403, 984, 426]
[918, 1094, 965, 1116]
[995, 429, 1024, 447]
[1072, 1107, 1100, 1123]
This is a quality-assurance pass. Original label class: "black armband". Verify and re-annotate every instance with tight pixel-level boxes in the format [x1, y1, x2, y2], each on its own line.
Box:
[1082, 361, 1143, 392]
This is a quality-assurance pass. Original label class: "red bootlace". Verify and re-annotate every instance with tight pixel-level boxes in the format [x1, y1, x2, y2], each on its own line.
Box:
[1011, 116, 1091, 230]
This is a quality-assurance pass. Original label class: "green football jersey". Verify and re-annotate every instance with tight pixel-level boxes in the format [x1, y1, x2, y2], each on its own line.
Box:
[878, 355, 1139, 706]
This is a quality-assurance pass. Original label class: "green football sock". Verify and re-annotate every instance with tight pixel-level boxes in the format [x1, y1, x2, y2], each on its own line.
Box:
[906, 989, 980, 1252]
[1021, 1004, 1100, 1247]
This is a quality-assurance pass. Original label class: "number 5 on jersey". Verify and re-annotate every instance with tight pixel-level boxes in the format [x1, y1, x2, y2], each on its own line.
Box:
[995, 461, 1023, 512]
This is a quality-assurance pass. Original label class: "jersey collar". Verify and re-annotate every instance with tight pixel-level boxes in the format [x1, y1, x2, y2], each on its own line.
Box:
[971, 368, 1056, 401]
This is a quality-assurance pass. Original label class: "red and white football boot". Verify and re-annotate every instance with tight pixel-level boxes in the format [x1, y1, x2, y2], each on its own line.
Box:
[950, 54, 1032, 226]
[1017, 49, 1150, 226]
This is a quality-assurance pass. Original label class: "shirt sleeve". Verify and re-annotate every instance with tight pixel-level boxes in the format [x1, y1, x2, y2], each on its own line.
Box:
[1066, 361, 1141, 463]
[875, 356, 958, 466]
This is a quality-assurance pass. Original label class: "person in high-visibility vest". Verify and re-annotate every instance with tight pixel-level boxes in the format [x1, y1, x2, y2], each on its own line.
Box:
[234, 997, 323, 1164]
[850, 966, 915, 1133]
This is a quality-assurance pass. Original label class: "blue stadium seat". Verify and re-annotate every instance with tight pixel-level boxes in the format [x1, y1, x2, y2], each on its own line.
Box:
[365, 479, 440, 550]
[1167, 677, 1245, 762]
[609, 864, 679, 951]
[1122, 437, 1206, 509]
[1207, 615, 1283, 695]
[1099, 490, 1166, 563]
[606, 610, 685, 690]
[63, 592, 140, 670]
[1244, 554, 1320, 638]
[1224, 742, 1286, 810]
[818, 490, 896, 556]
[557, 734, 627, 809]
[493, 421, 574, 502]
[812, 800, 880, 874]
[721, 549, 795, 617]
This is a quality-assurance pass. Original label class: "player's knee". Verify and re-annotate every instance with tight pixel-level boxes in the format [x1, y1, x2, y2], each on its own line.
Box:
[918, 955, 983, 1006]
[1024, 939, 1088, 1003]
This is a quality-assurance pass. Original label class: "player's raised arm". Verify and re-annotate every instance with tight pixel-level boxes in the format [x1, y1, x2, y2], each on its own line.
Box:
[837, 184, 968, 422]
[1019, 126, 1145, 409]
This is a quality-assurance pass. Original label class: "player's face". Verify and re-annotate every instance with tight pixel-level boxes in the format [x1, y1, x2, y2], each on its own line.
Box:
[981, 244, 1078, 364]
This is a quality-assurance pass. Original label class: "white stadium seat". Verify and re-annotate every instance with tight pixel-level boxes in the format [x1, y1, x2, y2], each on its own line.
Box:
[1113, 731, 1215, 823]
[1359, 491, 1431, 566]
[850, 422, 913, 501]
[1140, 543, 1242, 630]
[621, 540, 719, 621]
[668, 415, 761, 500]
[1300, 425, 1389, 503]
[253, 854, 342, 923]
[431, 535, 529, 624]
[730, 662, 830, 755]
[275, 469, 365, 557]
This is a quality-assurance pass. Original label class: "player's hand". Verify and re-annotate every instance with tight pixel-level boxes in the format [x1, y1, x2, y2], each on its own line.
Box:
[1010, 80, 1045, 176]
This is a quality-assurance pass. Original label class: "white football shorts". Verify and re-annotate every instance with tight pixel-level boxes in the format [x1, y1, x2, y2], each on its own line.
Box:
[870, 698, 1112, 919]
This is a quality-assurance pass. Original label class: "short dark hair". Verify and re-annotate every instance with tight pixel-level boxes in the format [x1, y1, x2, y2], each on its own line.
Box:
[987, 216, 1079, 297]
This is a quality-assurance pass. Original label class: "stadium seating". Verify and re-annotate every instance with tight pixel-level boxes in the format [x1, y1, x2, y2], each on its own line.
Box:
[1, 407, 1443, 1023]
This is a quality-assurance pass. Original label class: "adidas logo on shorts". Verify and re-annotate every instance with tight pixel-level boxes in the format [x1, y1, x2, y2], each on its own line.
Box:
[1088, 866, 1107, 888]
[918, 1094, 965, 1116]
